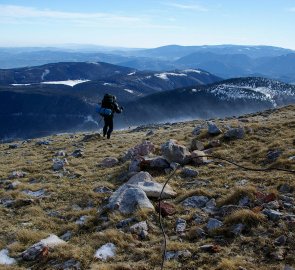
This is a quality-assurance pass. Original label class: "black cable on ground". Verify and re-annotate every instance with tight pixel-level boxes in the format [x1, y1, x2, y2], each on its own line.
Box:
[158, 155, 295, 270]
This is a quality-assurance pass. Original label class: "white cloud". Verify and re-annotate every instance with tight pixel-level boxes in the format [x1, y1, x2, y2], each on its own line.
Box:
[165, 2, 208, 12]
[0, 4, 140, 24]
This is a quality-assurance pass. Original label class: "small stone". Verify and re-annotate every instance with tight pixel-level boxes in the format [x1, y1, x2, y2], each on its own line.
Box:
[278, 184, 293, 194]
[231, 223, 246, 236]
[190, 139, 204, 151]
[8, 144, 19, 149]
[181, 167, 199, 178]
[72, 149, 84, 158]
[239, 196, 251, 207]
[175, 218, 186, 234]
[202, 198, 217, 214]
[6, 181, 21, 190]
[94, 243, 116, 261]
[235, 179, 248, 186]
[155, 202, 176, 217]
[146, 130, 155, 136]
[262, 209, 283, 221]
[130, 221, 148, 235]
[208, 140, 221, 148]
[192, 125, 205, 135]
[0, 249, 16, 265]
[207, 121, 222, 135]
[21, 242, 47, 261]
[270, 248, 285, 260]
[101, 157, 119, 168]
[53, 158, 68, 171]
[55, 150, 66, 157]
[82, 133, 101, 142]
[206, 218, 223, 231]
[50, 259, 81, 270]
[266, 150, 282, 163]
[182, 196, 209, 208]
[93, 186, 113, 194]
[274, 235, 287, 246]
[116, 218, 138, 229]
[224, 127, 245, 140]
[35, 140, 51, 146]
[22, 189, 46, 198]
[191, 150, 208, 165]
[9, 170, 27, 179]
[75, 216, 88, 225]
[60, 231, 72, 241]
[263, 200, 280, 210]
[200, 244, 221, 253]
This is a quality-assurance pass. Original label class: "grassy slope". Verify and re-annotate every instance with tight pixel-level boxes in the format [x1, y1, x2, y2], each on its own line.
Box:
[0, 105, 294, 270]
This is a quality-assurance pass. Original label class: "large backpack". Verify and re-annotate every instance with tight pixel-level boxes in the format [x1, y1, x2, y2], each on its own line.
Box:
[101, 94, 115, 109]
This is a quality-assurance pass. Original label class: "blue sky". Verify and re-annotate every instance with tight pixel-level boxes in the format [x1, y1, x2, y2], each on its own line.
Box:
[0, 0, 295, 49]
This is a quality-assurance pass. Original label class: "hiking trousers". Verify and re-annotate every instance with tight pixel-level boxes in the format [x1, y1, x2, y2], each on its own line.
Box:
[103, 116, 113, 139]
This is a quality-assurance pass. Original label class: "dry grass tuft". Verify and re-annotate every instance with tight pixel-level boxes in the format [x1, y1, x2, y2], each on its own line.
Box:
[174, 188, 212, 204]
[217, 186, 257, 206]
[224, 209, 265, 227]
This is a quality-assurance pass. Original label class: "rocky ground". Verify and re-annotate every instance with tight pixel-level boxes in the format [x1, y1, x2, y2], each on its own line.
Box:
[0, 105, 294, 270]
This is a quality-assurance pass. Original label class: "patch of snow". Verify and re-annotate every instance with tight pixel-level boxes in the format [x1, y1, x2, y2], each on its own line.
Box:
[191, 89, 199, 93]
[94, 243, 116, 261]
[41, 69, 50, 80]
[40, 234, 66, 248]
[11, 83, 31, 86]
[127, 72, 136, 76]
[0, 249, 16, 265]
[183, 69, 202, 74]
[103, 82, 116, 86]
[124, 89, 134, 94]
[145, 76, 152, 79]
[155, 72, 187, 80]
[41, 80, 90, 87]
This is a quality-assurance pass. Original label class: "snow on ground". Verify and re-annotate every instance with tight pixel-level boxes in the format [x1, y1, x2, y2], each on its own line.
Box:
[0, 249, 16, 265]
[183, 69, 202, 74]
[155, 72, 187, 80]
[11, 83, 31, 86]
[103, 82, 116, 86]
[128, 72, 136, 76]
[41, 69, 50, 80]
[124, 89, 134, 94]
[41, 80, 90, 87]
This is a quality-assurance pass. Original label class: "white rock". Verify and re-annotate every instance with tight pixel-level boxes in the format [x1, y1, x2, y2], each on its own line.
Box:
[40, 234, 66, 248]
[0, 249, 16, 265]
[94, 243, 116, 261]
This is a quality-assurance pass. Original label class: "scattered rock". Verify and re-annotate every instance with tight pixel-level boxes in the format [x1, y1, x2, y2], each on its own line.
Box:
[36, 140, 51, 146]
[266, 150, 282, 163]
[129, 157, 144, 172]
[284, 265, 294, 270]
[93, 186, 113, 194]
[262, 209, 283, 221]
[207, 121, 222, 135]
[235, 179, 248, 186]
[21, 242, 47, 261]
[181, 167, 199, 178]
[191, 150, 208, 165]
[126, 171, 176, 199]
[49, 259, 81, 270]
[82, 133, 101, 142]
[175, 218, 186, 234]
[192, 124, 205, 135]
[116, 218, 138, 229]
[53, 158, 68, 171]
[8, 144, 19, 149]
[60, 231, 72, 241]
[200, 244, 221, 253]
[278, 184, 293, 194]
[224, 127, 245, 140]
[0, 249, 16, 265]
[202, 198, 217, 214]
[161, 139, 191, 165]
[182, 196, 209, 208]
[22, 189, 46, 198]
[123, 140, 155, 161]
[206, 218, 223, 231]
[55, 150, 66, 157]
[72, 149, 84, 158]
[274, 235, 287, 246]
[270, 247, 285, 260]
[6, 180, 21, 190]
[130, 221, 148, 235]
[165, 250, 192, 260]
[75, 216, 89, 225]
[231, 223, 246, 236]
[101, 157, 119, 168]
[9, 170, 27, 179]
[239, 196, 251, 207]
[94, 243, 116, 261]
[146, 130, 155, 136]
[140, 156, 170, 171]
[155, 201, 176, 217]
[106, 185, 154, 214]
[190, 139, 204, 151]
[219, 205, 247, 217]
[207, 140, 221, 148]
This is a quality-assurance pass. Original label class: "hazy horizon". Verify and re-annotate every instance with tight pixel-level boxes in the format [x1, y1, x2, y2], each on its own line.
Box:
[1, 0, 295, 49]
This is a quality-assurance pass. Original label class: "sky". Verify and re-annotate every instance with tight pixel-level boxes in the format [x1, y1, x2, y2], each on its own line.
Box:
[0, 0, 295, 49]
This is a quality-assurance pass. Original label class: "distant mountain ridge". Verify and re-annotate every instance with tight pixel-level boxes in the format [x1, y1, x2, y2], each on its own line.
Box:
[1, 45, 295, 83]
[0, 75, 294, 140]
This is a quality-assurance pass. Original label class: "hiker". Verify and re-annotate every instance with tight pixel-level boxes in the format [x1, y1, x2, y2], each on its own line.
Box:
[100, 94, 123, 139]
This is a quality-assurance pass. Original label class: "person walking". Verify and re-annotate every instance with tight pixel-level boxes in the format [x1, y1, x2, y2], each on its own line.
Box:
[100, 94, 123, 139]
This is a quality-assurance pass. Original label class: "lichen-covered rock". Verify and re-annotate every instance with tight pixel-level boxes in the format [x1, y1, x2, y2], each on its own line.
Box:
[224, 127, 245, 140]
[207, 121, 222, 135]
[181, 167, 199, 178]
[206, 218, 223, 231]
[161, 139, 191, 165]
[191, 150, 208, 165]
[182, 196, 209, 208]
[94, 243, 116, 261]
[190, 139, 204, 151]
[101, 157, 119, 168]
